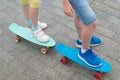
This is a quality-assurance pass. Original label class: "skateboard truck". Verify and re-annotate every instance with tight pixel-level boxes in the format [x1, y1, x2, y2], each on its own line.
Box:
[40, 47, 49, 54]
[9, 23, 56, 55]
[13, 35, 49, 54]
[14, 35, 20, 42]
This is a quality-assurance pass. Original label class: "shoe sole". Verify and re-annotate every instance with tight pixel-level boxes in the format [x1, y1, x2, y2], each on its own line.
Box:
[41, 26, 47, 30]
[78, 54, 102, 67]
[75, 43, 101, 48]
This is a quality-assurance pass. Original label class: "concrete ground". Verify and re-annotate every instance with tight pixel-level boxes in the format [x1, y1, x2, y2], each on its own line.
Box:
[0, 0, 120, 80]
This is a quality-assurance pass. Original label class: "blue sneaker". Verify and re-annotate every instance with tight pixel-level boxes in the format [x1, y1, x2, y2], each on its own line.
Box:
[78, 49, 102, 67]
[75, 36, 102, 48]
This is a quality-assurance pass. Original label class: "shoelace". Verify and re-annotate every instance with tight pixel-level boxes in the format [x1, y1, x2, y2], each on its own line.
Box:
[86, 49, 97, 59]
[35, 29, 45, 38]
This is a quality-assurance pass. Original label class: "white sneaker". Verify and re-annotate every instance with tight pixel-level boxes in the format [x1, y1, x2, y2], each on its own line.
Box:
[32, 28, 49, 42]
[38, 21, 47, 30]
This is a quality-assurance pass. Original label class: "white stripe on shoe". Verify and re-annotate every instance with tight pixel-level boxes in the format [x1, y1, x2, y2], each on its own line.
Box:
[78, 53, 102, 67]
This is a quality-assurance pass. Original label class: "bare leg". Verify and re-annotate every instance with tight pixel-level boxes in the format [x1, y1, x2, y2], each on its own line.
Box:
[81, 20, 98, 50]
[74, 15, 83, 40]
[21, 1, 47, 29]
[21, 4, 30, 21]
[20, 0, 49, 42]
[29, 7, 38, 26]
[21, 3, 39, 27]
[21, 4, 32, 27]
[74, 15, 98, 50]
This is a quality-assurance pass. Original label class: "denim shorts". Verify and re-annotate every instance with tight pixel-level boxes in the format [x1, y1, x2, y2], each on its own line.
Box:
[69, 0, 96, 25]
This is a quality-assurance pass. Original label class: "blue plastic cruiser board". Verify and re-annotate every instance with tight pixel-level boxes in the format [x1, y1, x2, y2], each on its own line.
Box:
[55, 43, 112, 72]
[9, 23, 56, 54]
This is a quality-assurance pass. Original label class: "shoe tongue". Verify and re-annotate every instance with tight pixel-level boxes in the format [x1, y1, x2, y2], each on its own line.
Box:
[86, 49, 97, 59]
[85, 49, 94, 55]
[87, 49, 92, 52]
[85, 49, 92, 55]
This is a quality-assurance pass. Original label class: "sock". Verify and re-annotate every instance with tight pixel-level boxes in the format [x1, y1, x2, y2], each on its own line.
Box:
[25, 20, 32, 26]
[81, 48, 87, 54]
[32, 25, 39, 31]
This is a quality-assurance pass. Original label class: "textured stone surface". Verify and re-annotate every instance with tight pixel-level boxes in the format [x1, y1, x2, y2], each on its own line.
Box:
[0, 0, 120, 80]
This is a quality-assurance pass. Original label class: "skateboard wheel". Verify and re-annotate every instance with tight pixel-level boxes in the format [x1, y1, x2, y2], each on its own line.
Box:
[40, 47, 48, 54]
[60, 57, 68, 64]
[94, 71, 103, 80]
[14, 35, 20, 42]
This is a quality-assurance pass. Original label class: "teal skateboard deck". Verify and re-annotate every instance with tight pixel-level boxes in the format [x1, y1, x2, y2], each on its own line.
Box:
[55, 43, 112, 80]
[9, 23, 56, 54]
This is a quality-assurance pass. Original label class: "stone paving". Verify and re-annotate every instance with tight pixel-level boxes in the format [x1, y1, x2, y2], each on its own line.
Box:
[0, 0, 120, 80]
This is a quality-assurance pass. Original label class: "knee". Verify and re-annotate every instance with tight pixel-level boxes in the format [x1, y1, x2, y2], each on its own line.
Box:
[87, 20, 98, 31]
[91, 20, 98, 28]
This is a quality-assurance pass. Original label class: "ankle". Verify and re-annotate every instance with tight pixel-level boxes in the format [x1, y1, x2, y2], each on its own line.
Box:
[81, 48, 87, 53]
[32, 25, 39, 31]
[81, 47, 90, 53]
[25, 20, 32, 26]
